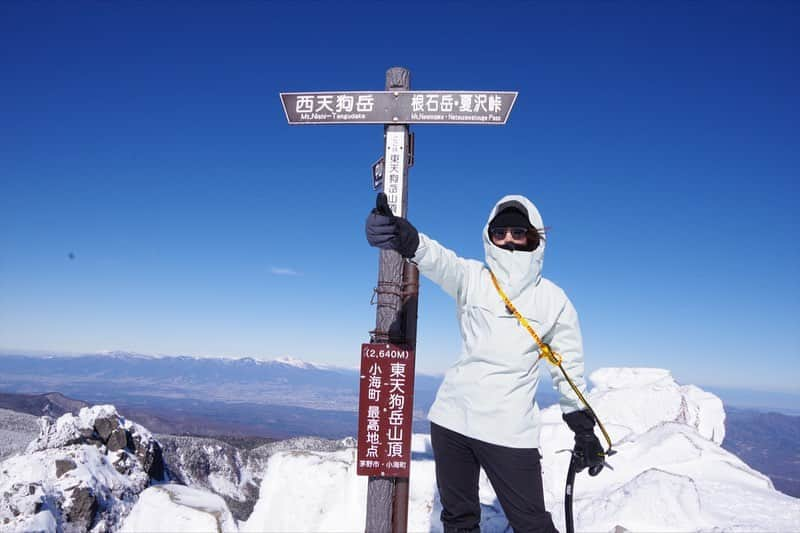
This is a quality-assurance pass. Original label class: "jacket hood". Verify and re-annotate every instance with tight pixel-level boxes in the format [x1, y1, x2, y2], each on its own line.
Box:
[483, 195, 545, 298]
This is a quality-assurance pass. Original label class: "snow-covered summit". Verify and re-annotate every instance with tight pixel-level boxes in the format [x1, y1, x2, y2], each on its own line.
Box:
[235, 367, 798, 532]
[590, 367, 674, 388]
[95, 350, 163, 360]
[578, 367, 725, 444]
[272, 355, 319, 369]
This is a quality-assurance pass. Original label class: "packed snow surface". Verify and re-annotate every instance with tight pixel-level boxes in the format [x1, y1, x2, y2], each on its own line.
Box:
[120, 484, 237, 533]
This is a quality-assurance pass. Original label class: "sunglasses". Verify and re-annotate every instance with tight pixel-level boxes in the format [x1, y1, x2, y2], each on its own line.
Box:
[490, 227, 529, 240]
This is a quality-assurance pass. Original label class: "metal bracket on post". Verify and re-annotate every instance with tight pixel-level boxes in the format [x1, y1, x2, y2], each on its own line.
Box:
[372, 156, 385, 191]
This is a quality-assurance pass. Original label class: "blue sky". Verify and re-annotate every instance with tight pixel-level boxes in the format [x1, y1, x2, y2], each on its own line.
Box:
[1, 1, 797, 393]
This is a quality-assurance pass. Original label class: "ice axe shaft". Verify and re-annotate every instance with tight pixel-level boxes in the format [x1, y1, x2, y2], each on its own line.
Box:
[559, 448, 614, 533]
[565, 453, 577, 533]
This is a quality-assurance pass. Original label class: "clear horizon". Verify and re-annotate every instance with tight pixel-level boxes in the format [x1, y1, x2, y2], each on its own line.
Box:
[1, 2, 798, 393]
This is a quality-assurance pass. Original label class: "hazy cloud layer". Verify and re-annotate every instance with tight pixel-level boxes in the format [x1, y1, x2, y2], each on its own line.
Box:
[270, 267, 300, 276]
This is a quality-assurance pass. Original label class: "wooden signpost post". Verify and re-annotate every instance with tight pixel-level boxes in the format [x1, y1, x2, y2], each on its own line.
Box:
[280, 67, 516, 533]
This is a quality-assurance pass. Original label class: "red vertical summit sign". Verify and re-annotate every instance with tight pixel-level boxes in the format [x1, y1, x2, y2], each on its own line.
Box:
[357, 343, 416, 478]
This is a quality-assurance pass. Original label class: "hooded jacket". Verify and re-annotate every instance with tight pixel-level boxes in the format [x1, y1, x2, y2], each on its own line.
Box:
[412, 195, 586, 448]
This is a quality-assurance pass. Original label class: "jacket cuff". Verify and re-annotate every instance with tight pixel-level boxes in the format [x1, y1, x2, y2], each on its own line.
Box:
[410, 233, 430, 263]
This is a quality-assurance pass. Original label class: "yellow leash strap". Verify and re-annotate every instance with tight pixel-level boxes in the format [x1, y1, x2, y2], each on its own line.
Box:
[488, 269, 615, 454]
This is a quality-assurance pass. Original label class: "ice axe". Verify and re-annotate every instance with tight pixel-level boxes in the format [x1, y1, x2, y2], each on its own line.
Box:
[559, 425, 617, 533]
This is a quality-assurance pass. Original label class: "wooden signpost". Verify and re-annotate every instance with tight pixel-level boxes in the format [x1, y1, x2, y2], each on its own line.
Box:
[280, 67, 516, 533]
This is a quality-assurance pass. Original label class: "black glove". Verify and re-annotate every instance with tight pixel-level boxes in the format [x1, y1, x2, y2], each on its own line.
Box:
[365, 193, 419, 258]
[563, 410, 605, 476]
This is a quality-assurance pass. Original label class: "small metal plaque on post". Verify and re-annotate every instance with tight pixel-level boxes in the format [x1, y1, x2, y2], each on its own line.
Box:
[357, 343, 416, 478]
[280, 91, 517, 125]
[372, 156, 385, 191]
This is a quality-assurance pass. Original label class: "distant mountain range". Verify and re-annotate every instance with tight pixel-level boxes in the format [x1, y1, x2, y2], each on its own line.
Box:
[0, 351, 368, 409]
[1, 352, 797, 500]
[702, 385, 800, 416]
[0, 391, 88, 417]
[0, 352, 454, 438]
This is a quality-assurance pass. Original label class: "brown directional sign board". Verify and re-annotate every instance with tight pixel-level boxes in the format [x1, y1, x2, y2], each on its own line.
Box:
[281, 91, 517, 125]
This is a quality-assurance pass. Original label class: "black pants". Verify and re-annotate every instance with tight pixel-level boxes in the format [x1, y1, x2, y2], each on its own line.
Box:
[431, 422, 558, 533]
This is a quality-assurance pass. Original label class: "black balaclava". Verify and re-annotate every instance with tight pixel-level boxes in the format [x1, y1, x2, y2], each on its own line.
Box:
[488, 206, 539, 252]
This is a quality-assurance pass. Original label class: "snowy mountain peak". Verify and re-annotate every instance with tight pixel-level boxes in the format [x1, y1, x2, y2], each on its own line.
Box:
[273, 355, 317, 369]
[589, 367, 674, 389]
[579, 367, 726, 445]
[95, 350, 161, 360]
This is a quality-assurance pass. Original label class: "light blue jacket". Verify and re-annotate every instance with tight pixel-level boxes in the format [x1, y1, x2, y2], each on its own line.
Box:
[412, 195, 586, 448]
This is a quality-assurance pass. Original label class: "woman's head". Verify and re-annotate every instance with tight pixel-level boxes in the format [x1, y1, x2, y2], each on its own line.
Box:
[488, 205, 541, 251]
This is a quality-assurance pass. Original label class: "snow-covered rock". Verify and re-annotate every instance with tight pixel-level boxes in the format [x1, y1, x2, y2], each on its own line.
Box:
[240, 447, 365, 532]
[241, 367, 799, 533]
[0, 405, 164, 532]
[583, 367, 726, 444]
[159, 435, 254, 514]
[120, 484, 237, 533]
[158, 434, 356, 522]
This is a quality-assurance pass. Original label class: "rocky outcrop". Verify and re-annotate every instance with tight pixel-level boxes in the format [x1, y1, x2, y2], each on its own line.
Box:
[0, 405, 165, 532]
[55, 459, 77, 478]
[64, 486, 98, 530]
[2, 402, 356, 530]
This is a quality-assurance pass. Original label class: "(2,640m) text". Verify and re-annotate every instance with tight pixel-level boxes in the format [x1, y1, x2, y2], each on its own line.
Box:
[363, 347, 410, 360]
